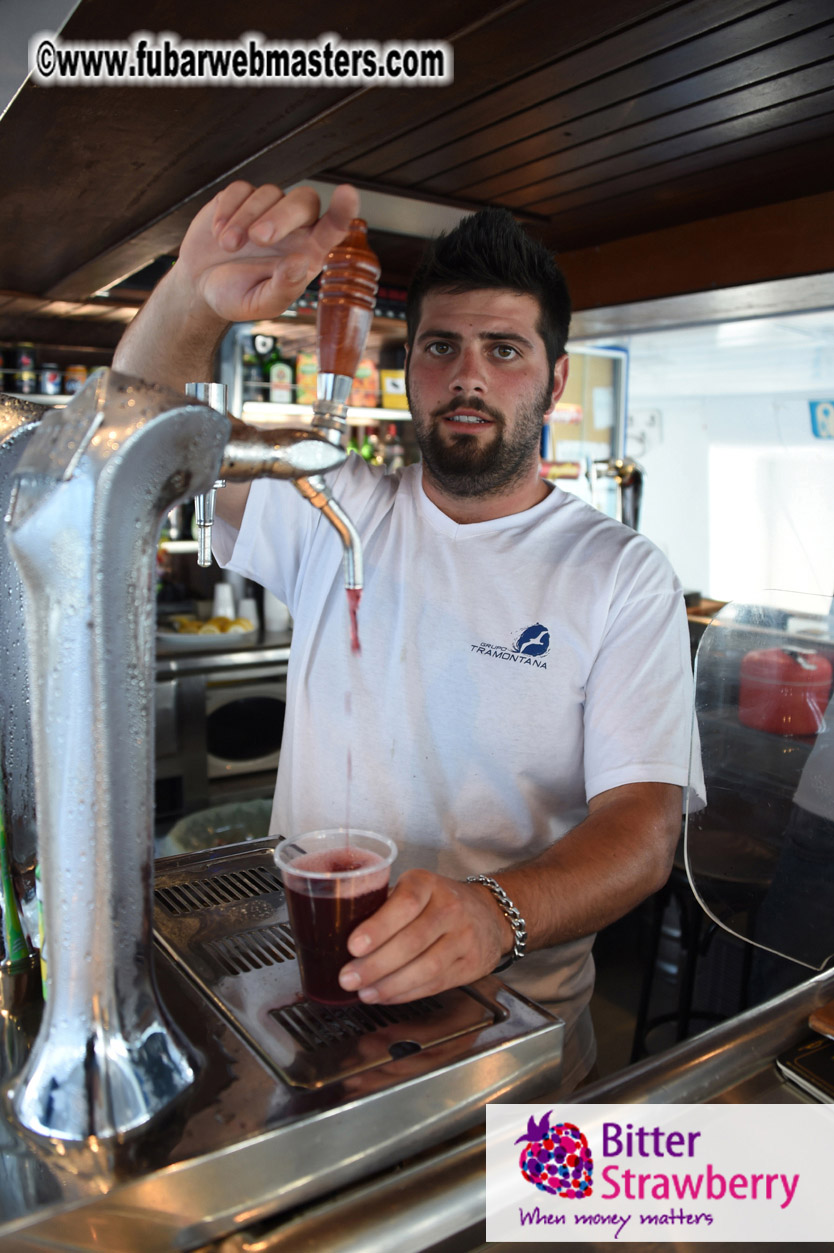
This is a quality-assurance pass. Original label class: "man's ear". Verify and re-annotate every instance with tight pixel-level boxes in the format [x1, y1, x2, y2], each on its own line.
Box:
[544, 354, 569, 417]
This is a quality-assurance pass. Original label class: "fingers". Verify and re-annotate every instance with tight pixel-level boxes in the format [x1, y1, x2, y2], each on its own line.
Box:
[215, 182, 286, 251]
[310, 183, 361, 253]
[339, 872, 499, 1004]
[212, 181, 256, 233]
[212, 181, 359, 260]
[347, 871, 434, 957]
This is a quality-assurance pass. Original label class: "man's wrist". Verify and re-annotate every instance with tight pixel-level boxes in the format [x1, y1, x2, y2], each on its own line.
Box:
[115, 264, 229, 390]
[167, 262, 229, 341]
[465, 874, 528, 971]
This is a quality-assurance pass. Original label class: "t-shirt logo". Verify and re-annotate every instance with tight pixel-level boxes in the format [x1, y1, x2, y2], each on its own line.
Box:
[514, 623, 550, 657]
[470, 623, 550, 670]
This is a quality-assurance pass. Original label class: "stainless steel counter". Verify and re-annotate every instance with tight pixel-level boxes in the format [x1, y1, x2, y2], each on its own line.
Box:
[3, 955, 831, 1252]
[0, 840, 564, 1252]
[193, 967, 834, 1253]
[155, 629, 292, 675]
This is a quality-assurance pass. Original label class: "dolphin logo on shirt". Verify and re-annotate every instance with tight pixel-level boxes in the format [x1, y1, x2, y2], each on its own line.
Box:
[513, 624, 550, 657]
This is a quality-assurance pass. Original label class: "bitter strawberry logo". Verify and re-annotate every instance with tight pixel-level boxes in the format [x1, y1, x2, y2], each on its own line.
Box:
[516, 1112, 594, 1198]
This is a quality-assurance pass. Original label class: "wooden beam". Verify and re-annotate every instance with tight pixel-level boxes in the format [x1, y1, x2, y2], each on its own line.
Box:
[560, 189, 834, 311]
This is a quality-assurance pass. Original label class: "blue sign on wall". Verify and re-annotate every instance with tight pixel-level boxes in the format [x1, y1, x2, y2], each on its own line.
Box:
[809, 401, 834, 439]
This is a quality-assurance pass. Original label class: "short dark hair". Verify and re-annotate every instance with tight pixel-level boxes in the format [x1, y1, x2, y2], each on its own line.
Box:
[406, 208, 571, 375]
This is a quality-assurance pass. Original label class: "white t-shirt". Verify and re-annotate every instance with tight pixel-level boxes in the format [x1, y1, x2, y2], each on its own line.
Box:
[215, 457, 701, 1088]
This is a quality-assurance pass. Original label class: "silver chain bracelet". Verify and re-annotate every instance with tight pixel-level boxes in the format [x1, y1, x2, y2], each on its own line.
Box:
[465, 874, 528, 972]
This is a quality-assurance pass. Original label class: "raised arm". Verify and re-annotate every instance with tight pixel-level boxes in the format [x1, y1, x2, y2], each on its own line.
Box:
[113, 181, 359, 527]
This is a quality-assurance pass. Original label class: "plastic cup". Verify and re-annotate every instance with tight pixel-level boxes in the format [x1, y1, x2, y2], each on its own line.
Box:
[275, 829, 397, 1004]
[238, 596, 260, 630]
[212, 581, 236, 619]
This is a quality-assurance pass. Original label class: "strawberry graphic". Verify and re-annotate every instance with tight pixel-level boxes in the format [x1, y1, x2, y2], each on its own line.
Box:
[516, 1112, 593, 1198]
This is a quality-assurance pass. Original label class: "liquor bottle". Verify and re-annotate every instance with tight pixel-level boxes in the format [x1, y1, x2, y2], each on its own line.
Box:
[268, 343, 295, 404]
[14, 343, 37, 396]
[0, 802, 30, 975]
[241, 335, 267, 402]
[294, 351, 318, 406]
[361, 427, 383, 464]
[383, 423, 405, 471]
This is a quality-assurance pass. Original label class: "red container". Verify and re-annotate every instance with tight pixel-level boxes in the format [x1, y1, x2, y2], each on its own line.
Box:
[739, 647, 832, 736]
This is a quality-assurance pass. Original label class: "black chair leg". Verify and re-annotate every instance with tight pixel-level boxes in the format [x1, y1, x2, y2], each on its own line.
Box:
[629, 883, 670, 1063]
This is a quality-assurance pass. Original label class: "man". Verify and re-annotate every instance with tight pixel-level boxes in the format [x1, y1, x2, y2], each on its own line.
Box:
[116, 181, 700, 1089]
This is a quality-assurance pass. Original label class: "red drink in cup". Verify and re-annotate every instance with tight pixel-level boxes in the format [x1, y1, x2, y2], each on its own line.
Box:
[275, 829, 397, 1004]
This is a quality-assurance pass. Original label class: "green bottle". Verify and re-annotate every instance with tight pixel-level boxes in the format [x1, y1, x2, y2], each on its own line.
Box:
[0, 803, 30, 974]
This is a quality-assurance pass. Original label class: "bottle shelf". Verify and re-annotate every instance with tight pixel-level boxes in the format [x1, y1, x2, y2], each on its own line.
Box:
[159, 540, 199, 553]
[241, 402, 410, 425]
[0, 392, 72, 405]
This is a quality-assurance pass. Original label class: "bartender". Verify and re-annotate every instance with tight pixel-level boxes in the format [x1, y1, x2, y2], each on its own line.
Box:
[115, 180, 702, 1090]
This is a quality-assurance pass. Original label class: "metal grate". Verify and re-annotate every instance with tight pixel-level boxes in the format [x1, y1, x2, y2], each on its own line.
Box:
[202, 922, 296, 976]
[154, 864, 284, 915]
[271, 995, 446, 1051]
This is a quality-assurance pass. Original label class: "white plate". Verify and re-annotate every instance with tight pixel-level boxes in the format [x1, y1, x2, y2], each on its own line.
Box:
[156, 627, 259, 652]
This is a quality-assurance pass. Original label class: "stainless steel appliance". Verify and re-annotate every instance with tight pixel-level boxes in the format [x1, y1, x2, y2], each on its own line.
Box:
[205, 672, 287, 780]
[155, 638, 290, 822]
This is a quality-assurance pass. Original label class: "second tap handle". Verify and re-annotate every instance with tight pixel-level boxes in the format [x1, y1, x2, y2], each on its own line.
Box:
[316, 219, 381, 382]
[186, 381, 228, 568]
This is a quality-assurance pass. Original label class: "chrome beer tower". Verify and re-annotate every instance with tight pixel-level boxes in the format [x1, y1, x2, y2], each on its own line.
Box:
[4, 371, 359, 1141]
[1, 219, 379, 1142]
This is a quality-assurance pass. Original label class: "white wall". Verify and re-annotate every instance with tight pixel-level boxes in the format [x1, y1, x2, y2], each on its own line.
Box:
[578, 312, 834, 602]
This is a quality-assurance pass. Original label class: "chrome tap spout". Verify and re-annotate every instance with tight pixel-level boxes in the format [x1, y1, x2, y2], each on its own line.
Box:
[219, 414, 348, 480]
[293, 474, 363, 590]
[219, 415, 362, 590]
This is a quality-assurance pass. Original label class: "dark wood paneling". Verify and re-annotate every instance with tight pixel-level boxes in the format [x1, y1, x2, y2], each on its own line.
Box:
[0, 0, 832, 314]
[422, 37, 834, 198]
[529, 111, 834, 232]
[344, 0, 805, 183]
[561, 189, 834, 310]
[489, 85, 834, 211]
[0, 317, 131, 350]
[0, 0, 497, 295]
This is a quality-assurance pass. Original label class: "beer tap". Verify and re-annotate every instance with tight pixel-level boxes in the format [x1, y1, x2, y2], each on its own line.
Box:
[298, 218, 381, 597]
[183, 220, 379, 587]
[4, 214, 381, 1139]
[185, 382, 226, 567]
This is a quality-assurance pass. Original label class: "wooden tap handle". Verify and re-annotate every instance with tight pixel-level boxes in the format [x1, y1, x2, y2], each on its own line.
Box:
[317, 219, 381, 379]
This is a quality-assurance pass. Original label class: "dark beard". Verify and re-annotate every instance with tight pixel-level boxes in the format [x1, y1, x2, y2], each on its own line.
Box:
[408, 383, 553, 500]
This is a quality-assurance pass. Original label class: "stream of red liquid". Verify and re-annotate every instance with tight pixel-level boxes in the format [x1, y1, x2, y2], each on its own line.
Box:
[346, 587, 362, 655]
[344, 590, 361, 849]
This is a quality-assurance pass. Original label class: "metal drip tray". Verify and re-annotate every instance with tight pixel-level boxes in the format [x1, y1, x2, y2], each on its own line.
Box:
[153, 839, 508, 1089]
[0, 841, 564, 1251]
[268, 993, 493, 1087]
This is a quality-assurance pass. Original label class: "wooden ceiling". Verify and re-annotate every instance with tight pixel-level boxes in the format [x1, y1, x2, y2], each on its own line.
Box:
[0, 0, 832, 346]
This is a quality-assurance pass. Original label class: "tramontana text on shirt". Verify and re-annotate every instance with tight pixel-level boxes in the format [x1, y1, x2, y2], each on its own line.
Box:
[471, 623, 551, 669]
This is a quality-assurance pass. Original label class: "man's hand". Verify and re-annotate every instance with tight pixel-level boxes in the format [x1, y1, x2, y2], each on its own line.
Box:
[337, 782, 682, 1006]
[338, 870, 514, 1004]
[177, 180, 360, 324]
[114, 180, 359, 391]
